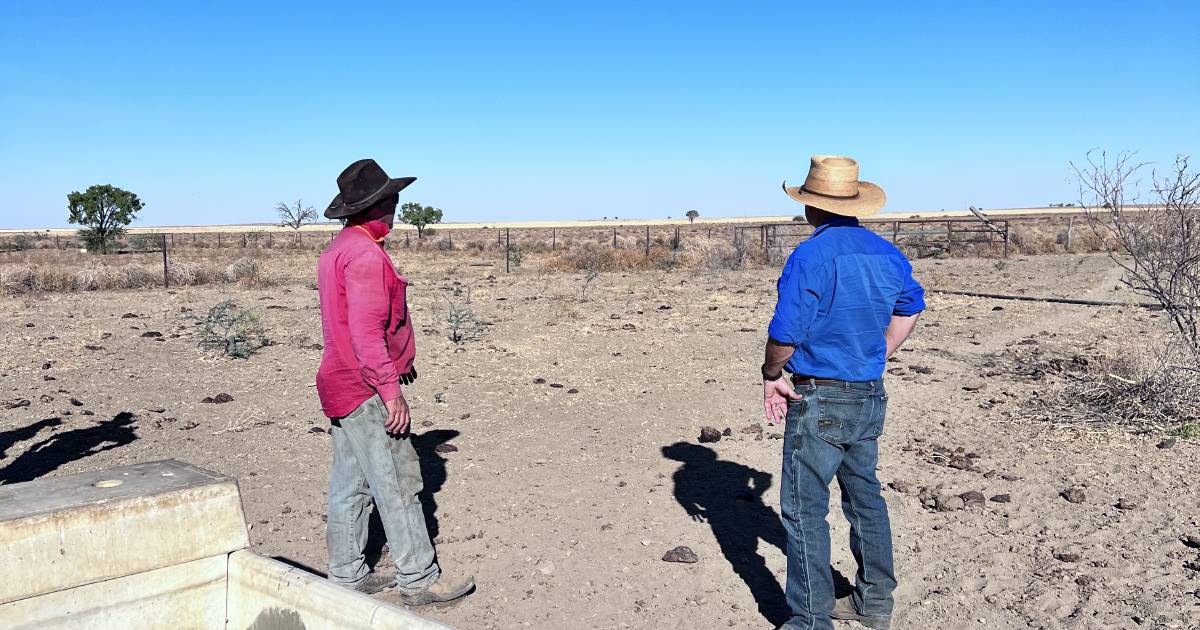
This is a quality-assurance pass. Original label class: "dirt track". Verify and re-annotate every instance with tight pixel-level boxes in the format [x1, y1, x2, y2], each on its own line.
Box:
[1, 253, 1197, 629]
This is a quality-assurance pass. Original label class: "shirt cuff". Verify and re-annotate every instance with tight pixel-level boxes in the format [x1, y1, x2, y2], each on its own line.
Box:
[376, 381, 402, 402]
[767, 319, 796, 346]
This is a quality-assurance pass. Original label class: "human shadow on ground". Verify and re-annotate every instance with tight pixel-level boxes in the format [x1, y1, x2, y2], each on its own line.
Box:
[0, 412, 137, 485]
[363, 428, 460, 568]
[0, 417, 64, 461]
[662, 442, 851, 628]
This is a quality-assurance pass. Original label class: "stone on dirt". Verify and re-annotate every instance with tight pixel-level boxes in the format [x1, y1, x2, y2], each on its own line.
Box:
[698, 426, 721, 443]
[434, 443, 459, 453]
[959, 491, 986, 507]
[662, 546, 698, 564]
[1061, 487, 1087, 504]
[1054, 551, 1082, 563]
[990, 494, 1012, 503]
[1116, 498, 1141, 510]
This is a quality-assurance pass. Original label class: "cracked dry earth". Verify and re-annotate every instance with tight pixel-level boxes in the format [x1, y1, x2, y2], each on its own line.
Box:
[2, 253, 1199, 629]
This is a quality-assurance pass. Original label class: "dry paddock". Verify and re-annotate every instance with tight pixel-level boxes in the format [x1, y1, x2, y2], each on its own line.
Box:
[1, 252, 1198, 629]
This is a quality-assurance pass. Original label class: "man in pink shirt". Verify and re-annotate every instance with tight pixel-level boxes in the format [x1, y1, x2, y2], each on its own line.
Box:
[318, 159, 474, 606]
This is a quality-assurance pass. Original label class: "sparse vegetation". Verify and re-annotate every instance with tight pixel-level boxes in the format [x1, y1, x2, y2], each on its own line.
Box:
[1020, 345, 1200, 436]
[198, 300, 270, 359]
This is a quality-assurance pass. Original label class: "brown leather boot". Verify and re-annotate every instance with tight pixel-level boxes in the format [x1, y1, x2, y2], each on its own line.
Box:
[396, 574, 476, 606]
[349, 572, 395, 595]
[830, 596, 891, 630]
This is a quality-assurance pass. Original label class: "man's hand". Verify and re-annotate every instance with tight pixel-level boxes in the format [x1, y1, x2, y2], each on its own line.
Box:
[763, 377, 803, 425]
[382, 395, 410, 434]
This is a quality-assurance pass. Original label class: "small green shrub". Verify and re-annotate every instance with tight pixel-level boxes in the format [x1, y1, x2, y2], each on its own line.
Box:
[1168, 422, 1200, 439]
[198, 300, 270, 358]
[506, 243, 524, 268]
[446, 301, 483, 344]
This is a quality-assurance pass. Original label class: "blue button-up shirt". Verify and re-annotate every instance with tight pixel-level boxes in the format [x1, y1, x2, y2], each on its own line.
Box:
[767, 216, 925, 381]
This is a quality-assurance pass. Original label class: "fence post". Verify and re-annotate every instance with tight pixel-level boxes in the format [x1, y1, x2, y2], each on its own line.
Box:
[217, 233, 221, 248]
[551, 228, 556, 251]
[645, 226, 650, 258]
[243, 233, 247, 248]
[674, 227, 680, 251]
[161, 234, 170, 288]
[892, 221, 899, 244]
[612, 228, 617, 248]
[1065, 216, 1074, 251]
[498, 230, 502, 246]
[946, 221, 953, 256]
[506, 228, 511, 273]
[405, 232, 410, 248]
[1002, 222, 1010, 258]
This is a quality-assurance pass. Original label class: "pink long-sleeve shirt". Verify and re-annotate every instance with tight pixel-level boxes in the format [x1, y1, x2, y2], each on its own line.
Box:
[316, 221, 416, 419]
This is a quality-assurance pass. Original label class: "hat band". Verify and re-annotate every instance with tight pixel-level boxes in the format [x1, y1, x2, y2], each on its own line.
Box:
[341, 179, 393, 208]
[801, 184, 860, 200]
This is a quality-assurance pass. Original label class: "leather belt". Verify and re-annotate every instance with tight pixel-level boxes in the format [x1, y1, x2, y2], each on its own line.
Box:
[791, 375, 850, 386]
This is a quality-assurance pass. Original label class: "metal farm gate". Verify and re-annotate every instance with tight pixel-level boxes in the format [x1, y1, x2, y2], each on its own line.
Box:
[739, 216, 1010, 263]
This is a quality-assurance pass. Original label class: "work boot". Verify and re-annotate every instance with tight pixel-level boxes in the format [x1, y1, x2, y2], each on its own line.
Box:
[396, 574, 475, 606]
[350, 572, 396, 595]
[830, 596, 891, 630]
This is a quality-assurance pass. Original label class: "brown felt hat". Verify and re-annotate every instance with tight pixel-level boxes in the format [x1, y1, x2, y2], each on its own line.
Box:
[325, 159, 416, 219]
[782, 155, 886, 217]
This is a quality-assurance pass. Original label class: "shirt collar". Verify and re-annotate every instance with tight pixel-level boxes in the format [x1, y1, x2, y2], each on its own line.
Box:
[810, 215, 860, 239]
[347, 218, 391, 242]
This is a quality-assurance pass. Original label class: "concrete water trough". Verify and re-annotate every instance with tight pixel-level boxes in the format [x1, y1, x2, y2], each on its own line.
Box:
[0, 459, 452, 629]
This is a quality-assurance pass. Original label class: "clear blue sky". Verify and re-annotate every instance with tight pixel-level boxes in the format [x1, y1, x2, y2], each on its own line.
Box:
[1, 1, 1197, 229]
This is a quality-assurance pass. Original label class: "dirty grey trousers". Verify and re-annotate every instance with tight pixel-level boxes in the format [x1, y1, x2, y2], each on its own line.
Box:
[326, 395, 440, 593]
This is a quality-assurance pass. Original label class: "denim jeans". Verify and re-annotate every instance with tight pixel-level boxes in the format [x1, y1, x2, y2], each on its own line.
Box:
[326, 395, 440, 593]
[780, 379, 895, 630]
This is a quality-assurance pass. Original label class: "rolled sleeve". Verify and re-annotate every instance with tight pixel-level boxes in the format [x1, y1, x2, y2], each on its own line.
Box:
[767, 257, 820, 345]
[344, 254, 402, 399]
[893, 266, 926, 316]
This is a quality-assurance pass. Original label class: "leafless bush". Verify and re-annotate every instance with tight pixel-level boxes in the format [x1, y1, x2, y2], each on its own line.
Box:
[1075, 151, 1200, 365]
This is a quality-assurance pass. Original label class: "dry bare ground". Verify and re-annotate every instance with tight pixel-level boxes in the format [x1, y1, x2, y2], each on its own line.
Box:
[1, 251, 1198, 629]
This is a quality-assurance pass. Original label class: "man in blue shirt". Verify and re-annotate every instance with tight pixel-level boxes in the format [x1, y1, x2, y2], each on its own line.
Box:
[762, 156, 924, 630]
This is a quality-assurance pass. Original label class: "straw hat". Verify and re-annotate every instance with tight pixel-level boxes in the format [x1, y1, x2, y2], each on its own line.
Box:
[782, 155, 886, 217]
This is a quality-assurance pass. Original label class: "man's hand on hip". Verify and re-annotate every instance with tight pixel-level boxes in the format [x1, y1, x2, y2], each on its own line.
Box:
[763, 376, 803, 425]
[382, 395, 410, 435]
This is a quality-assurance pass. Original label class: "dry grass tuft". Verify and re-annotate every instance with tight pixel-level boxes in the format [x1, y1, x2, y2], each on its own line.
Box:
[0, 260, 224, 295]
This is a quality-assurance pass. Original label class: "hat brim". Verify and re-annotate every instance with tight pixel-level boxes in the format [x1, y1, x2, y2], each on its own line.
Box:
[782, 180, 886, 218]
[325, 176, 417, 219]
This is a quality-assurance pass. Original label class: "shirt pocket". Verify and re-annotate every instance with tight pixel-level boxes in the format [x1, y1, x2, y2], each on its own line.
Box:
[388, 275, 410, 333]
